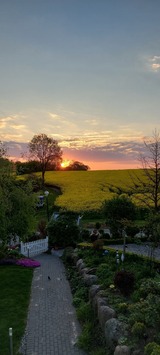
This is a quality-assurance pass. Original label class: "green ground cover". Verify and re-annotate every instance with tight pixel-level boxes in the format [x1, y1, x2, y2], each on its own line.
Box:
[0, 266, 33, 354]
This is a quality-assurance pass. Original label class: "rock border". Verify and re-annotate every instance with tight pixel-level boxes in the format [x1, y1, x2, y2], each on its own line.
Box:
[68, 248, 141, 355]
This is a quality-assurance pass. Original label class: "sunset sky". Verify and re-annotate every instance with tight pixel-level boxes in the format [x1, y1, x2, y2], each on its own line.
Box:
[0, 0, 160, 170]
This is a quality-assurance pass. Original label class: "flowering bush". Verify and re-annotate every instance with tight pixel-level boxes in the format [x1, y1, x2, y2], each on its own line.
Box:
[16, 258, 41, 268]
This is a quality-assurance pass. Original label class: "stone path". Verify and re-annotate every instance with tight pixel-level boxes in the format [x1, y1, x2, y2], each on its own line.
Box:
[19, 253, 87, 355]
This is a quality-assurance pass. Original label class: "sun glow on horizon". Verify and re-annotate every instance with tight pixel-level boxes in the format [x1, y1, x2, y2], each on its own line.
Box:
[61, 159, 72, 168]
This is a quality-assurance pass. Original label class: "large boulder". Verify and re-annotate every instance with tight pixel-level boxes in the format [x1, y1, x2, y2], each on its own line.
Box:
[83, 273, 98, 286]
[92, 290, 108, 313]
[98, 305, 116, 330]
[79, 267, 89, 275]
[76, 259, 86, 271]
[104, 318, 125, 351]
[71, 251, 79, 263]
[89, 285, 102, 303]
[114, 345, 131, 355]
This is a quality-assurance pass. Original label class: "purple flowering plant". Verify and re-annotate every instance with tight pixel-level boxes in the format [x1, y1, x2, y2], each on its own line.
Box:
[16, 258, 41, 268]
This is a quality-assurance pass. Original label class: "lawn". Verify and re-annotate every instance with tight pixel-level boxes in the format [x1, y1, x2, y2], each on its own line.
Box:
[0, 266, 33, 354]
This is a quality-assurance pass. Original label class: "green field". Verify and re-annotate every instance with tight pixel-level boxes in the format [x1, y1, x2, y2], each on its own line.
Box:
[43, 169, 143, 213]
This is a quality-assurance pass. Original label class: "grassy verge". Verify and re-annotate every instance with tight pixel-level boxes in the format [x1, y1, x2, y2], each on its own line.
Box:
[63, 250, 107, 355]
[0, 266, 33, 354]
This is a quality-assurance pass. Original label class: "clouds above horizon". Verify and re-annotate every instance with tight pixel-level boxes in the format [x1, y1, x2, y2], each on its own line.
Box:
[0, 109, 146, 144]
[0, 108, 152, 168]
[148, 56, 160, 72]
[5, 137, 145, 169]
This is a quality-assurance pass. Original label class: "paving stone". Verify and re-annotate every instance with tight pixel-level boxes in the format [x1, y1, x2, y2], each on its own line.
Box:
[19, 253, 87, 355]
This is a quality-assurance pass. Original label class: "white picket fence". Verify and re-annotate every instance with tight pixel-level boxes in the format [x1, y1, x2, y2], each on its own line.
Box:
[20, 237, 48, 257]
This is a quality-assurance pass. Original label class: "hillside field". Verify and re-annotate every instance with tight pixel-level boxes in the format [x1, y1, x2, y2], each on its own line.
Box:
[43, 169, 143, 213]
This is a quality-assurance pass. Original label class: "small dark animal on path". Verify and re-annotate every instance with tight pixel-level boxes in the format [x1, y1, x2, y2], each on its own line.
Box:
[48, 276, 51, 280]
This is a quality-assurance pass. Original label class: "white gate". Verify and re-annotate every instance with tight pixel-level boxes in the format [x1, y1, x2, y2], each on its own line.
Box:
[20, 237, 48, 257]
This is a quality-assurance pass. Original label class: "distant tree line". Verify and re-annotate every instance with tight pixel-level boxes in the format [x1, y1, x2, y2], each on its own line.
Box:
[15, 159, 89, 175]
[62, 160, 90, 171]
[0, 134, 90, 186]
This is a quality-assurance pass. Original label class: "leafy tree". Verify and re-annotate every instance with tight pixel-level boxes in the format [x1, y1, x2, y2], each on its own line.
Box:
[63, 160, 90, 171]
[0, 157, 13, 173]
[47, 213, 80, 248]
[0, 172, 36, 243]
[15, 160, 42, 175]
[103, 195, 136, 237]
[28, 133, 62, 184]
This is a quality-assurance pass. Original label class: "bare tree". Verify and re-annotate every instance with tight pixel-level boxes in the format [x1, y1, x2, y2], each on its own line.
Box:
[0, 140, 7, 158]
[28, 133, 63, 185]
[132, 129, 160, 212]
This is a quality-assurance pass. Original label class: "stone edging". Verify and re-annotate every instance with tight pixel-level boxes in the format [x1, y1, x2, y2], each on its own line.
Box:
[70, 249, 141, 355]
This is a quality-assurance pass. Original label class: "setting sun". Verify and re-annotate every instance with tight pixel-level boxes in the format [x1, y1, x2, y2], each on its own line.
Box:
[61, 160, 72, 168]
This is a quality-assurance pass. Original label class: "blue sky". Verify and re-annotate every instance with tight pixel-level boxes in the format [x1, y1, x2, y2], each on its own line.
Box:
[0, 0, 160, 169]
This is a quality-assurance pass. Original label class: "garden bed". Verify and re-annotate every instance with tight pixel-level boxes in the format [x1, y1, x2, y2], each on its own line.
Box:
[63, 247, 160, 354]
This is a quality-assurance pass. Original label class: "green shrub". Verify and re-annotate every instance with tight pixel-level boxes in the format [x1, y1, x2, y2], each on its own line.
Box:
[80, 229, 90, 241]
[96, 263, 115, 288]
[77, 321, 93, 351]
[74, 286, 88, 302]
[144, 293, 160, 328]
[116, 302, 128, 313]
[114, 270, 135, 296]
[73, 297, 84, 308]
[77, 302, 93, 323]
[131, 289, 142, 302]
[144, 342, 160, 355]
[103, 195, 136, 237]
[47, 214, 80, 248]
[128, 294, 160, 329]
[139, 279, 160, 298]
[131, 321, 146, 338]
[67, 270, 84, 294]
[62, 247, 75, 264]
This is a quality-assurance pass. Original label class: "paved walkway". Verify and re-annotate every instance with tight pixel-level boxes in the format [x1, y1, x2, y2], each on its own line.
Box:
[20, 252, 87, 355]
[108, 243, 160, 261]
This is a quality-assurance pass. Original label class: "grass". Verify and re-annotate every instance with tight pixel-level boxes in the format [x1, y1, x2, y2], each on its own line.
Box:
[0, 266, 33, 354]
